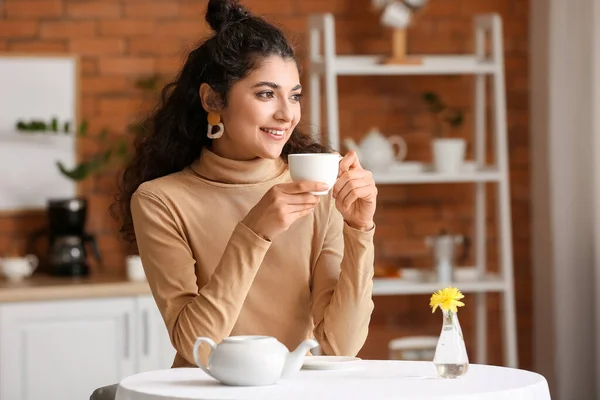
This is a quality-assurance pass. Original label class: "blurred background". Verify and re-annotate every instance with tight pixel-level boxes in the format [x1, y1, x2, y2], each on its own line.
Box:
[0, 1, 598, 399]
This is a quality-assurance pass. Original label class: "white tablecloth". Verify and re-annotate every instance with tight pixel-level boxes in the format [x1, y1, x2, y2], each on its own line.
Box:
[115, 360, 551, 400]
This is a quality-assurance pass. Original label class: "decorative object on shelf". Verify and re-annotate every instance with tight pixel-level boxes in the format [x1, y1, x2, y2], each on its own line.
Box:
[422, 91, 466, 173]
[430, 287, 469, 379]
[343, 127, 407, 172]
[425, 229, 470, 284]
[371, 0, 428, 65]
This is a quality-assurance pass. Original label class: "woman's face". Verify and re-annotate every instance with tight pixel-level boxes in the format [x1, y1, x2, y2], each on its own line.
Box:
[210, 56, 302, 161]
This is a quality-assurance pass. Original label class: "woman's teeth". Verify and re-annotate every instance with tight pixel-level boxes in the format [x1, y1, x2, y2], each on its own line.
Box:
[261, 128, 285, 136]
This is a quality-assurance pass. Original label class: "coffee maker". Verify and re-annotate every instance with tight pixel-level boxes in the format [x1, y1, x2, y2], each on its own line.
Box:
[45, 198, 102, 277]
[425, 230, 470, 284]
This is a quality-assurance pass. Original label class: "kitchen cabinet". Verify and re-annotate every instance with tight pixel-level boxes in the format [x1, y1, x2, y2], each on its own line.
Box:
[0, 295, 175, 400]
[135, 295, 176, 373]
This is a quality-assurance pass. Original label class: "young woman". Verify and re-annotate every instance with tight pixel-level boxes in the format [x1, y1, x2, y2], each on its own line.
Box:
[115, 0, 378, 368]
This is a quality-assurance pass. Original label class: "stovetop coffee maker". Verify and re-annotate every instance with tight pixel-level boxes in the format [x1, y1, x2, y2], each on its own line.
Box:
[45, 198, 102, 277]
[425, 229, 470, 284]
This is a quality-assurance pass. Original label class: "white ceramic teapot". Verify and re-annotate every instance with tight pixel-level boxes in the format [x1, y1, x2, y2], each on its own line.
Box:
[343, 128, 407, 172]
[193, 335, 319, 386]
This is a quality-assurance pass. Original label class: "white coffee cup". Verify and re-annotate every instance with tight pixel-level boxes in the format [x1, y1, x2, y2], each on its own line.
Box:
[126, 255, 146, 282]
[0, 255, 38, 282]
[288, 153, 342, 195]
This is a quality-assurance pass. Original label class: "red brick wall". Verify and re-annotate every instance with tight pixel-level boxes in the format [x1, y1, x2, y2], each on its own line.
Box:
[0, 0, 530, 368]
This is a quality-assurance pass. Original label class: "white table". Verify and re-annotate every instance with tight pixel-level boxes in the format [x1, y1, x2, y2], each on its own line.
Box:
[115, 360, 551, 400]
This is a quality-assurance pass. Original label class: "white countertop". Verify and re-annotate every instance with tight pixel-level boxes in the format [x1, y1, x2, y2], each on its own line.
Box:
[0, 273, 151, 303]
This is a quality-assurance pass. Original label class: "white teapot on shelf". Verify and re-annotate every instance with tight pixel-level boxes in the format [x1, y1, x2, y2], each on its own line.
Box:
[343, 127, 408, 172]
[193, 335, 318, 386]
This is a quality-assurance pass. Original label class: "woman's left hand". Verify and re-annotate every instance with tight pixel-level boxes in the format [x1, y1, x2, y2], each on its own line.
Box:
[332, 150, 377, 231]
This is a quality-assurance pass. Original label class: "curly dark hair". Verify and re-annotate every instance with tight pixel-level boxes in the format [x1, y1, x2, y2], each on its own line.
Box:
[112, 0, 330, 244]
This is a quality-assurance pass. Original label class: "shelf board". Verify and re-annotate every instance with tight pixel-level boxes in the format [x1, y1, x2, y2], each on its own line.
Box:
[372, 274, 505, 296]
[310, 55, 497, 76]
[372, 168, 502, 184]
[0, 130, 74, 149]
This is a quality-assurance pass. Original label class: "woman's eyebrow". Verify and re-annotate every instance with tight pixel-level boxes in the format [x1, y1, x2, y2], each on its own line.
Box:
[252, 81, 302, 91]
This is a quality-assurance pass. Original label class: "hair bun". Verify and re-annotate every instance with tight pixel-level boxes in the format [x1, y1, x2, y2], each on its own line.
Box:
[206, 0, 250, 32]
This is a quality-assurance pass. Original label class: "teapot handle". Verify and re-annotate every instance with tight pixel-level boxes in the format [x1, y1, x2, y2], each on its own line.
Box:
[25, 255, 38, 272]
[193, 337, 216, 375]
[388, 135, 407, 162]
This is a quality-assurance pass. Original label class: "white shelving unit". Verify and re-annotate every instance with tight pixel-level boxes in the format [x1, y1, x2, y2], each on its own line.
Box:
[308, 13, 518, 368]
[373, 273, 505, 296]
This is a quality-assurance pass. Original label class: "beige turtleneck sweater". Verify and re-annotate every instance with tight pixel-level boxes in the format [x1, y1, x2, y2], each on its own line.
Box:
[130, 148, 375, 368]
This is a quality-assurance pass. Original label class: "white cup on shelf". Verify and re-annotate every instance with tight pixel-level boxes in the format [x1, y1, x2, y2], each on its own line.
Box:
[0, 255, 38, 282]
[126, 255, 146, 282]
[432, 138, 466, 173]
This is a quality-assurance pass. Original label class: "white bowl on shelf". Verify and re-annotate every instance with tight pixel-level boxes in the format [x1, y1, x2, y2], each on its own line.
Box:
[388, 161, 479, 174]
[399, 268, 424, 282]
[388, 161, 426, 173]
[454, 267, 479, 281]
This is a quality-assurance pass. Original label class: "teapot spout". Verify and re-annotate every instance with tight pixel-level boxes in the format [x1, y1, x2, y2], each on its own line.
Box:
[342, 138, 361, 156]
[281, 338, 319, 378]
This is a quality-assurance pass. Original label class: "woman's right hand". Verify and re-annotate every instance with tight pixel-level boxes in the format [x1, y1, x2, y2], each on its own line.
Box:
[242, 181, 328, 241]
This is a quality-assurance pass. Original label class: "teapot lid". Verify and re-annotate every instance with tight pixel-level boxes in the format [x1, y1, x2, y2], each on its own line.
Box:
[223, 335, 275, 343]
[366, 127, 383, 135]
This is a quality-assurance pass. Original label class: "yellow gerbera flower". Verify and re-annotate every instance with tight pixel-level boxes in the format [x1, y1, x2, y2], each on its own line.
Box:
[430, 287, 465, 313]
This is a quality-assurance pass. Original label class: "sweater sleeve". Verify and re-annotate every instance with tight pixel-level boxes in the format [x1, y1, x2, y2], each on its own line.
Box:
[130, 189, 271, 366]
[310, 203, 375, 356]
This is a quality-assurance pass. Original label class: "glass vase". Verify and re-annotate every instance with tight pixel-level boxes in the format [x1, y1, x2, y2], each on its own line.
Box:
[433, 310, 469, 379]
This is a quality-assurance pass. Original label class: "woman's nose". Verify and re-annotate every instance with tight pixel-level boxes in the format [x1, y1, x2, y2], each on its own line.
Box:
[274, 101, 293, 122]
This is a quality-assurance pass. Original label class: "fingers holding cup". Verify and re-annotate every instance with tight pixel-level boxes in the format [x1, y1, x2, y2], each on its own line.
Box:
[338, 150, 361, 177]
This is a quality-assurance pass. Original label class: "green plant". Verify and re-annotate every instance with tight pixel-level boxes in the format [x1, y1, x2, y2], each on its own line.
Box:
[15, 117, 127, 181]
[422, 91, 464, 138]
[15, 74, 162, 182]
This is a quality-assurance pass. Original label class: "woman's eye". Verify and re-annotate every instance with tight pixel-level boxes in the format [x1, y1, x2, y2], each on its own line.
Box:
[257, 91, 275, 99]
[291, 93, 303, 102]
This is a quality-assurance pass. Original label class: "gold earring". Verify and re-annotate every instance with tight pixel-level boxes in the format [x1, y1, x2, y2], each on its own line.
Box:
[207, 112, 224, 139]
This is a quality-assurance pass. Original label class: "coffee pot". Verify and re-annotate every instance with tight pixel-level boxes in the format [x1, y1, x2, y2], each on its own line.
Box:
[49, 234, 101, 277]
[29, 198, 102, 276]
[193, 335, 318, 386]
[425, 230, 470, 283]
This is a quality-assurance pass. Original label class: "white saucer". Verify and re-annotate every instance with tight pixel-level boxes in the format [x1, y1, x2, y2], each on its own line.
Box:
[302, 356, 362, 370]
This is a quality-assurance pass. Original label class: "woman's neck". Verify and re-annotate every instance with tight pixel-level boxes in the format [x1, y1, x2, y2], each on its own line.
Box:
[190, 147, 286, 185]
[210, 137, 255, 161]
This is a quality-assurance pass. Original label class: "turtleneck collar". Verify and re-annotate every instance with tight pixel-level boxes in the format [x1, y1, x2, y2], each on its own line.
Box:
[188, 147, 287, 185]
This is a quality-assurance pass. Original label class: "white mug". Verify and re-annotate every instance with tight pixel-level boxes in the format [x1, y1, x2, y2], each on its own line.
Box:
[126, 255, 146, 282]
[288, 153, 342, 195]
[0, 255, 38, 282]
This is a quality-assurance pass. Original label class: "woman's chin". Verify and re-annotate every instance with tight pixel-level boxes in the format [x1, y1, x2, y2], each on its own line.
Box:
[257, 144, 286, 159]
